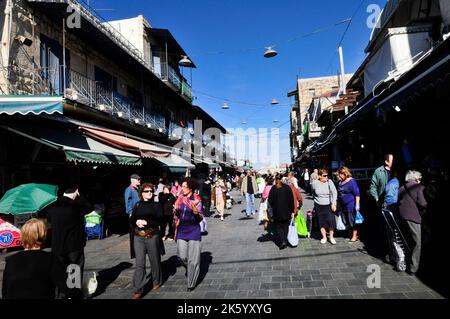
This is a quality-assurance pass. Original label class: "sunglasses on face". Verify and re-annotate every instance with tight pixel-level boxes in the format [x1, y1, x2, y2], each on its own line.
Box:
[321, 175, 328, 177]
[142, 190, 153, 193]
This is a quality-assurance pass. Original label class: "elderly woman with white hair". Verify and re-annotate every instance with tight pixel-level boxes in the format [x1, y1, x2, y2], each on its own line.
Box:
[398, 170, 427, 275]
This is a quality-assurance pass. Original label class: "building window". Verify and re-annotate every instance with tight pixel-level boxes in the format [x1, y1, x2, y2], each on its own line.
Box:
[308, 88, 316, 97]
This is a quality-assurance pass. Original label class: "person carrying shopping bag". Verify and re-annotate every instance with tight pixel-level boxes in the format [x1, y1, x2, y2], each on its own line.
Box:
[337, 166, 361, 242]
[174, 178, 204, 292]
[268, 174, 295, 250]
[311, 168, 338, 245]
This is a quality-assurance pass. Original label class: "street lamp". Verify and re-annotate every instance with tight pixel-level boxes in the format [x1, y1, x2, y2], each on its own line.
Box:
[241, 120, 247, 125]
[179, 55, 193, 67]
[273, 119, 279, 123]
[222, 102, 230, 110]
[264, 46, 278, 58]
[271, 99, 279, 105]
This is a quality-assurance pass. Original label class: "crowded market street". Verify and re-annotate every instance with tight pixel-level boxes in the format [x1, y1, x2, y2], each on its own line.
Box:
[1, 189, 440, 300]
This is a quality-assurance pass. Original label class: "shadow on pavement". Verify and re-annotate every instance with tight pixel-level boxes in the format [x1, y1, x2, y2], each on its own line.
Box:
[197, 251, 213, 287]
[91, 261, 133, 298]
[161, 255, 180, 285]
[257, 233, 277, 247]
[158, 252, 213, 290]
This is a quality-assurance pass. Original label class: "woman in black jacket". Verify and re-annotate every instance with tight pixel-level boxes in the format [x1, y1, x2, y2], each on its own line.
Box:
[159, 185, 176, 241]
[130, 183, 164, 299]
[268, 174, 295, 250]
[2, 218, 68, 299]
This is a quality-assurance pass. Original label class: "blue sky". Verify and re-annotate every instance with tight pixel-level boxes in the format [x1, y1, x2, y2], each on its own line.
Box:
[90, 0, 386, 167]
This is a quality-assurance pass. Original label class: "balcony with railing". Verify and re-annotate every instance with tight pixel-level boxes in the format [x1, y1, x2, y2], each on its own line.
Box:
[158, 62, 193, 103]
[67, 69, 167, 133]
[2, 64, 167, 133]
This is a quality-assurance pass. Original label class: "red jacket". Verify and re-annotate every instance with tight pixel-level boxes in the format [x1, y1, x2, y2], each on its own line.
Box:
[289, 185, 303, 215]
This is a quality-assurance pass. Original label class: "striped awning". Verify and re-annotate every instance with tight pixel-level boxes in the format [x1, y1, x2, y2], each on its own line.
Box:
[1, 124, 141, 166]
[79, 126, 171, 158]
[0, 95, 63, 115]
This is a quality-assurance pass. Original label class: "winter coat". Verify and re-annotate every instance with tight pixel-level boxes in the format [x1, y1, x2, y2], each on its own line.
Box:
[398, 181, 427, 224]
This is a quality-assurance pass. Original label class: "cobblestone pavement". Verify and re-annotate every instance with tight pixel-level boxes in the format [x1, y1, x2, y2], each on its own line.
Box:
[0, 190, 445, 299]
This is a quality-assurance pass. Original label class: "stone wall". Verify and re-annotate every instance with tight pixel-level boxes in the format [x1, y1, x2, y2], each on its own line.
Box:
[296, 74, 353, 126]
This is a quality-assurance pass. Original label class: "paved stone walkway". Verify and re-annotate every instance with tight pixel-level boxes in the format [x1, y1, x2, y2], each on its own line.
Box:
[0, 189, 444, 299]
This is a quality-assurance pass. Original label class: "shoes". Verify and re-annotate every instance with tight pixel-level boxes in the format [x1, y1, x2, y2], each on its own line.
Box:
[162, 236, 167, 241]
[220, 216, 224, 221]
[349, 238, 359, 243]
[330, 238, 337, 245]
[279, 243, 288, 250]
[187, 287, 195, 292]
[167, 237, 174, 241]
[133, 292, 142, 299]
[152, 284, 161, 290]
[320, 238, 327, 244]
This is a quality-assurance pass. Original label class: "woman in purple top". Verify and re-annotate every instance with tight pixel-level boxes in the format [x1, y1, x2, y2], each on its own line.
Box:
[174, 178, 203, 291]
[337, 166, 361, 242]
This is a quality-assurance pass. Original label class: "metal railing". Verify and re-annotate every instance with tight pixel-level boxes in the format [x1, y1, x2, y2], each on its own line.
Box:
[72, 0, 152, 72]
[67, 0, 193, 103]
[160, 62, 193, 102]
[1, 63, 168, 133]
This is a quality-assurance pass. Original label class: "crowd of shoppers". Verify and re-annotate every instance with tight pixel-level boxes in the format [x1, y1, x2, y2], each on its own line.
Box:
[1, 155, 436, 299]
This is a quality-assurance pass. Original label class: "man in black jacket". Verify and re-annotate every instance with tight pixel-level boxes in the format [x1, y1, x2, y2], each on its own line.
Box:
[268, 174, 295, 250]
[47, 188, 92, 297]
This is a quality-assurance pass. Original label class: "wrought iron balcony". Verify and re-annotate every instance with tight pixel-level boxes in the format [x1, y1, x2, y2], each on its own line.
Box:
[0, 65, 167, 133]
[159, 62, 193, 102]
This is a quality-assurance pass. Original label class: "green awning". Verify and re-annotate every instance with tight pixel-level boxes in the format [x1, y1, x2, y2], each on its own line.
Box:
[202, 158, 221, 169]
[0, 95, 63, 115]
[1, 124, 142, 166]
[153, 153, 194, 173]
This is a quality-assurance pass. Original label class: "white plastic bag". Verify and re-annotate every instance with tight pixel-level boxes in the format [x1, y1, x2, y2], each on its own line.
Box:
[335, 212, 347, 231]
[258, 202, 267, 221]
[287, 218, 299, 247]
[82, 272, 98, 298]
[200, 218, 207, 234]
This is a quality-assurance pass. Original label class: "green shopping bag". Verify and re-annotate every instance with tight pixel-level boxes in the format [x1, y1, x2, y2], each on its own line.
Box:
[295, 210, 308, 237]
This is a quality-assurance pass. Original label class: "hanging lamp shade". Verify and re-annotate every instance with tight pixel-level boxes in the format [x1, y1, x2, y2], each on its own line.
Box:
[271, 98, 279, 105]
[179, 55, 193, 67]
[222, 103, 230, 110]
[264, 47, 278, 58]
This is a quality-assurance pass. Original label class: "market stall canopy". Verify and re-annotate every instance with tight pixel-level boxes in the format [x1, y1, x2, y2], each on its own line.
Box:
[79, 126, 171, 158]
[0, 218, 21, 249]
[0, 183, 57, 215]
[0, 124, 142, 166]
[0, 95, 63, 115]
[153, 153, 195, 173]
[201, 158, 221, 169]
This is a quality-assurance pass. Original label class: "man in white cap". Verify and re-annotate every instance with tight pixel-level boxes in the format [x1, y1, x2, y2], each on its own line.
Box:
[125, 174, 140, 258]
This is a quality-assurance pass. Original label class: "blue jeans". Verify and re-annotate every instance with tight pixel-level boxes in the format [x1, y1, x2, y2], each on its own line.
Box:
[245, 193, 256, 215]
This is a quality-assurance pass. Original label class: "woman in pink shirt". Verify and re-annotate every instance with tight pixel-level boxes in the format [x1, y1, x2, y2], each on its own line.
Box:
[171, 180, 182, 197]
